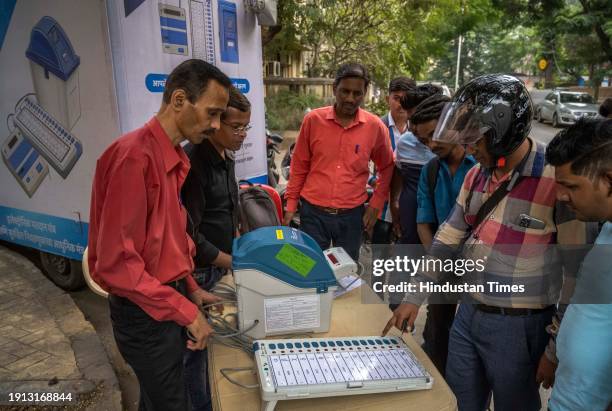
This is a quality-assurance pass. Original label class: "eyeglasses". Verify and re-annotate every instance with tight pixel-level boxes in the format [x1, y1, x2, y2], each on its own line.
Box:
[221, 121, 252, 135]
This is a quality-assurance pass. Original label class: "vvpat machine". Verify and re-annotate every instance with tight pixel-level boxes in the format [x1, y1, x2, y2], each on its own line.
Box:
[232, 226, 357, 339]
[26, 16, 81, 131]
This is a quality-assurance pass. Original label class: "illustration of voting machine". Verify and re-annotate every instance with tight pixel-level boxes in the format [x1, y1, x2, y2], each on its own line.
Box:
[231, 227, 433, 410]
[2, 16, 83, 196]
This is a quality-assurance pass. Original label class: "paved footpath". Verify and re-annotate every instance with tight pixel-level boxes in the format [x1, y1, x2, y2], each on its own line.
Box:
[0, 245, 121, 410]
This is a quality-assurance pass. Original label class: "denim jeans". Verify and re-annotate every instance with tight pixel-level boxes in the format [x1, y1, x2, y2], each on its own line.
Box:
[183, 348, 211, 411]
[300, 199, 364, 261]
[445, 303, 553, 411]
[183, 266, 226, 411]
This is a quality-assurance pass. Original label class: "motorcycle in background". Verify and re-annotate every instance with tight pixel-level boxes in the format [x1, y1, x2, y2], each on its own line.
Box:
[266, 129, 283, 188]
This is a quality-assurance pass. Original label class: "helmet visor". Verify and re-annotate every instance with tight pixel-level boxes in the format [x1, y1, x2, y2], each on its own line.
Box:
[432, 101, 492, 146]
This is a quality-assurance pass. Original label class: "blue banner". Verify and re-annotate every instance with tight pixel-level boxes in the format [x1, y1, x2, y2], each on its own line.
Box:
[0, 0, 16, 50]
[231, 78, 250, 94]
[0, 206, 88, 260]
[145, 73, 168, 92]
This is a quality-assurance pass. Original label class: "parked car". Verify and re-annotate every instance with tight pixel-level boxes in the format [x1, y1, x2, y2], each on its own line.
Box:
[535, 90, 599, 127]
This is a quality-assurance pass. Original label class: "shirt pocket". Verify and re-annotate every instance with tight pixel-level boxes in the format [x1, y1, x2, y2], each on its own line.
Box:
[343, 141, 371, 173]
[507, 212, 557, 239]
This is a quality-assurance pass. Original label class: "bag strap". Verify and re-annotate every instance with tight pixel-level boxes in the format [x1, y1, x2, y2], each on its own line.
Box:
[381, 114, 390, 127]
[466, 142, 532, 236]
[426, 157, 440, 225]
[470, 176, 518, 233]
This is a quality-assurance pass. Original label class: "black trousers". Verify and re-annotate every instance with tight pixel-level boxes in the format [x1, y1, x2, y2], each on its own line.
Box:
[300, 199, 364, 261]
[422, 302, 457, 377]
[398, 163, 424, 245]
[371, 219, 393, 245]
[109, 284, 190, 411]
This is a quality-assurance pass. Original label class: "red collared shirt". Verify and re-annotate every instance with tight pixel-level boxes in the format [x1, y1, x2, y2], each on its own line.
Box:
[285, 106, 394, 212]
[88, 117, 199, 326]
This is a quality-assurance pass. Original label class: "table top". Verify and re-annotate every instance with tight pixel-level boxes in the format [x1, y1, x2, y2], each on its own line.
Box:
[209, 283, 457, 411]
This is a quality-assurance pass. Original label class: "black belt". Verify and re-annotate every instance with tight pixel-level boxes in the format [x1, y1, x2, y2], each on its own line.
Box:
[109, 278, 187, 306]
[303, 198, 362, 215]
[476, 304, 554, 316]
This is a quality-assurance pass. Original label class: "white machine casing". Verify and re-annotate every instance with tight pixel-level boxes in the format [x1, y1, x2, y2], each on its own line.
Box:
[323, 247, 358, 281]
[234, 268, 337, 339]
[30, 62, 80, 130]
[232, 227, 347, 339]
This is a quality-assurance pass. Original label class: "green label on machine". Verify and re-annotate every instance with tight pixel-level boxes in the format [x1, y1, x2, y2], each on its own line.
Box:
[275, 244, 316, 277]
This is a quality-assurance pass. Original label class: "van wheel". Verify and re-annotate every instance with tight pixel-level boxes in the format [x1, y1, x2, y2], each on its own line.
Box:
[39, 251, 85, 291]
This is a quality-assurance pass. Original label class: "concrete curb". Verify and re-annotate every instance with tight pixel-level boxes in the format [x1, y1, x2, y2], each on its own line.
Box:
[0, 246, 122, 410]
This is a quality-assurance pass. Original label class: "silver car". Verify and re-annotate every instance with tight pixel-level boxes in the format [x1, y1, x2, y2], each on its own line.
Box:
[535, 90, 599, 127]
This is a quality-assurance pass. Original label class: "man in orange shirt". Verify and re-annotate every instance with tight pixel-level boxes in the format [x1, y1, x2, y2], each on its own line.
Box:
[283, 63, 394, 260]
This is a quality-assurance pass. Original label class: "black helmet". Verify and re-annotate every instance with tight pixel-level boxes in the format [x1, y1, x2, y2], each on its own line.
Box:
[433, 74, 532, 158]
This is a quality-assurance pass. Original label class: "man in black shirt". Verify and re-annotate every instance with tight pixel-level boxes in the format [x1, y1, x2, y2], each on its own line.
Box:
[181, 86, 251, 411]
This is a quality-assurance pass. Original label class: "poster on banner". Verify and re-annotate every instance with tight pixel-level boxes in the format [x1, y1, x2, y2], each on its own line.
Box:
[0, 0, 118, 258]
[106, 0, 267, 182]
[0, 0, 268, 260]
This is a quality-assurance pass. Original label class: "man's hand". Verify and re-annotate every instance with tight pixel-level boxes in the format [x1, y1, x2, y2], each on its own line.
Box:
[363, 206, 379, 233]
[186, 311, 214, 351]
[536, 353, 557, 389]
[381, 303, 419, 336]
[283, 210, 296, 226]
[189, 287, 224, 314]
[212, 251, 232, 269]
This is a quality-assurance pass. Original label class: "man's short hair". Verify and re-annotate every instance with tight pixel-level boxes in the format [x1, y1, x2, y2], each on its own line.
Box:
[222, 86, 251, 120]
[333, 63, 370, 89]
[400, 83, 442, 110]
[162, 59, 232, 104]
[599, 97, 612, 118]
[388, 77, 416, 94]
[411, 94, 451, 125]
[546, 117, 612, 179]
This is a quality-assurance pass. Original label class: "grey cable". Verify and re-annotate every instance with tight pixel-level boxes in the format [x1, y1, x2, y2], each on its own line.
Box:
[219, 367, 259, 389]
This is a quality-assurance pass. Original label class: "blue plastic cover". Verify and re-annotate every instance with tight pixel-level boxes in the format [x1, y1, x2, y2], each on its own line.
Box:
[26, 16, 80, 81]
[232, 226, 337, 291]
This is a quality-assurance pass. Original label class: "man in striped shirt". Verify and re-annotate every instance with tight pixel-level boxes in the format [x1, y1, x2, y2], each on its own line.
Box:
[383, 75, 597, 411]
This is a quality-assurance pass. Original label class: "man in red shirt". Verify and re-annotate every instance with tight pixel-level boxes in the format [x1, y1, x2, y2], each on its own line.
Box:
[283, 63, 394, 260]
[88, 60, 231, 411]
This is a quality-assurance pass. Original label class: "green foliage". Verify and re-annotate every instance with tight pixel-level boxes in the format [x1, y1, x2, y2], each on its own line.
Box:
[365, 99, 388, 118]
[265, 90, 327, 130]
[265, 0, 611, 94]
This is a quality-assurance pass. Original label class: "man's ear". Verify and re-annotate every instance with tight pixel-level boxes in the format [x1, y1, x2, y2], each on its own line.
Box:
[170, 89, 187, 111]
[605, 170, 612, 196]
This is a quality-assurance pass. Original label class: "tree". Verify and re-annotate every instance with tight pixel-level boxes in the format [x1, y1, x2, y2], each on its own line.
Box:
[263, 0, 611, 93]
